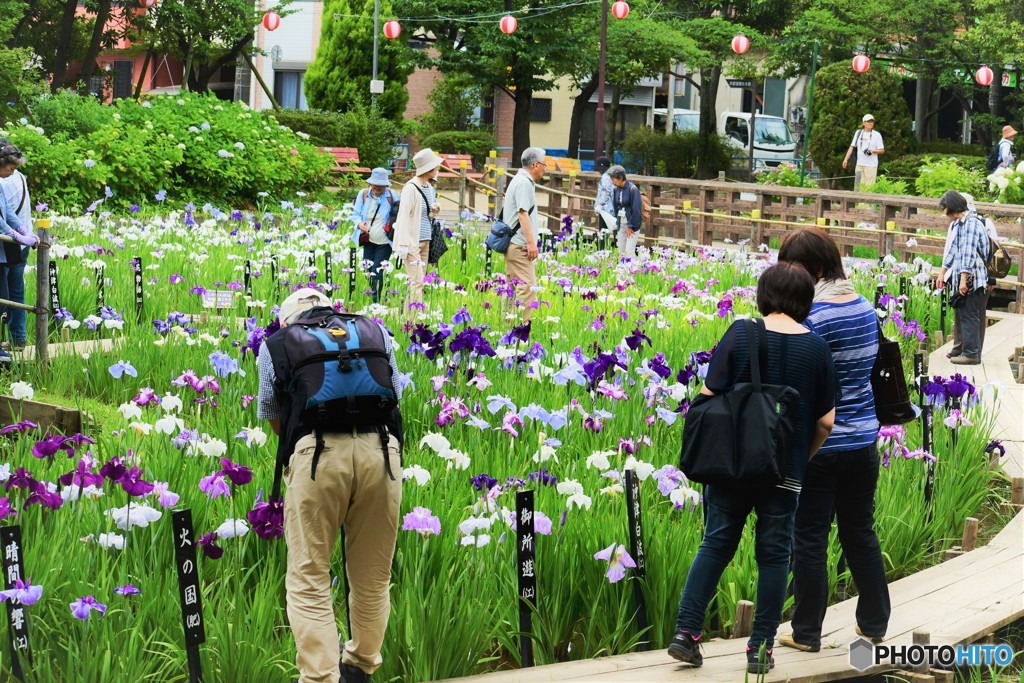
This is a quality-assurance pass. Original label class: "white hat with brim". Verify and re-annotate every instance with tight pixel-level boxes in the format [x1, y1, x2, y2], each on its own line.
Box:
[367, 167, 392, 186]
[862, 114, 875, 122]
[279, 288, 332, 325]
[413, 148, 445, 176]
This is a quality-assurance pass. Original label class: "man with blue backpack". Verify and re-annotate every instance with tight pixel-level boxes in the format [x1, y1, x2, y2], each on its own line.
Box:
[352, 168, 400, 303]
[257, 288, 406, 683]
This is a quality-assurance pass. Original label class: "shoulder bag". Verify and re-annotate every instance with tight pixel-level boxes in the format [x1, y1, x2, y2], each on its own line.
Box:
[486, 195, 536, 254]
[871, 318, 916, 425]
[412, 183, 448, 265]
[679, 319, 800, 488]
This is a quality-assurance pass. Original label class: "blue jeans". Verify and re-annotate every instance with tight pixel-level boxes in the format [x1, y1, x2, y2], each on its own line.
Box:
[0, 248, 28, 344]
[675, 484, 799, 649]
[362, 242, 392, 303]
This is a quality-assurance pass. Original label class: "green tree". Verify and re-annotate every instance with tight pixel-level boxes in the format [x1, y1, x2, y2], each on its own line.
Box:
[415, 73, 484, 142]
[0, 0, 47, 116]
[808, 62, 913, 188]
[305, 0, 412, 121]
[127, 0, 295, 93]
[401, 0, 591, 161]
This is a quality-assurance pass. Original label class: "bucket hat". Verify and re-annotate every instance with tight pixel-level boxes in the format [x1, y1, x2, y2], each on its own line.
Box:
[367, 167, 391, 187]
[412, 148, 444, 176]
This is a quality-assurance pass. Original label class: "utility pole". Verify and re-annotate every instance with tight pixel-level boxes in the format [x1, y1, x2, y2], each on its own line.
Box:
[595, 0, 608, 159]
[370, 0, 381, 107]
[799, 40, 819, 186]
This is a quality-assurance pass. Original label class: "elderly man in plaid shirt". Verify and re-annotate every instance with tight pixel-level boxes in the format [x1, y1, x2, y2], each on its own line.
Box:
[935, 191, 991, 365]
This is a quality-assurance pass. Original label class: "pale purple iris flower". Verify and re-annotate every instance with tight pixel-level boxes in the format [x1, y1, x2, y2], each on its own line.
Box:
[199, 473, 231, 500]
[108, 360, 138, 379]
[402, 507, 440, 537]
[594, 543, 637, 584]
[0, 579, 42, 605]
[70, 595, 107, 620]
[114, 584, 141, 597]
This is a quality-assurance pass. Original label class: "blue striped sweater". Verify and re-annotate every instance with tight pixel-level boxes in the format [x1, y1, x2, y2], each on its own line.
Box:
[805, 296, 880, 454]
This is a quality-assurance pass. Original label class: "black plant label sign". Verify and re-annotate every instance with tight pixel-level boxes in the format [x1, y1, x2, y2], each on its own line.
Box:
[625, 470, 649, 650]
[133, 257, 144, 319]
[325, 251, 333, 286]
[48, 261, 60, 314]
[95, 267, 105, 312]
[349, 249, 357, 296]
[172, 510, 206, 650]
[515, 490, 536, 668]
[244, 260, 252, 299]
[1, 525, 31, 681]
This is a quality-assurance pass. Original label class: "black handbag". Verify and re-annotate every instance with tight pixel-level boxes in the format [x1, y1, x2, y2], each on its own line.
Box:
[412, 183, 448, 265]
[679, 319, 800, 488]
[871, 319, 916, 425]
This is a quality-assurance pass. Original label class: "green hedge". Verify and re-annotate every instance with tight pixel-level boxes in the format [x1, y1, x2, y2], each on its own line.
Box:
[913, 140, 986, 157]
[4, 91, 332, 211]
[420, 131, 497, 168]
[620, 128, 732, 178]
[272, 104, 403, 168]
[880, 153, 990, 193]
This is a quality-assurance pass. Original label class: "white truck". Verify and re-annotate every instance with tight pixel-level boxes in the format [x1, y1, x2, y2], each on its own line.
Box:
[718, 112, 797, 168]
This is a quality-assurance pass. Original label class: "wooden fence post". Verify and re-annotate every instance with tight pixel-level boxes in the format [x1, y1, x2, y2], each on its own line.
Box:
[34, 221, 51, 367]
[458, 164, 467, 218]
[961, 517, 978, 552]
[733, 600, 753, 638]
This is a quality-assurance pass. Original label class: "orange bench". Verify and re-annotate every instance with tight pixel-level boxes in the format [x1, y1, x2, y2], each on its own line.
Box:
[437, 153, 484, 179]
[319, 147, 371, 175]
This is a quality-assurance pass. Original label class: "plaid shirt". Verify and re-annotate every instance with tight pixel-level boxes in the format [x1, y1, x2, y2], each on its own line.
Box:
[256, 322, 406, 421]
[942, 211, 990, 289]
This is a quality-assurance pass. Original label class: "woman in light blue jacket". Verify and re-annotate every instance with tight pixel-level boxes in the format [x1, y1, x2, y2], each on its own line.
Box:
[0, 141, 38, 355]
[351, 168, 398, 304]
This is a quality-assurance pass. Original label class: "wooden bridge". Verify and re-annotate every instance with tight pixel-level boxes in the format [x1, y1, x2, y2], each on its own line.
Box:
[444, 314, 1024, 683]
[435, 166, 1024, 309]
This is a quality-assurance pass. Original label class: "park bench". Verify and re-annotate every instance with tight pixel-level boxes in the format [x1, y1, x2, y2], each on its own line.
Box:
[319, 147, 371, 175]
[554, 157, 582, 174]
[437, 153, 484, 179]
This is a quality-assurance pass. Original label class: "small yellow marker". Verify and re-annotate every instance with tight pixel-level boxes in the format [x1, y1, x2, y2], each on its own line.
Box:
[683, 201, 692, 210]
[751, 209, 761, 219]
[35, 218, 51, 229]
[816, 217, 827, 226]
[886, 220, 896, 231]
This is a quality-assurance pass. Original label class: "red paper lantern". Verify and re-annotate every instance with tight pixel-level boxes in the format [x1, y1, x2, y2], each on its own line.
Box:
[611, 1, 630, 19]
[500, 14, 517, 34]
[731, 34, 750, 55]
[383, 19, 401, 40]
[975, 65, 994, 86]
[262, 11, 281, 31]
[139, 0, 157, 7]
[852, 54, 871, 73]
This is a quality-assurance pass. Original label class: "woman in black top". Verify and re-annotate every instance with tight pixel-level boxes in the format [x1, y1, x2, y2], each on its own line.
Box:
[669, 262, 838, 674]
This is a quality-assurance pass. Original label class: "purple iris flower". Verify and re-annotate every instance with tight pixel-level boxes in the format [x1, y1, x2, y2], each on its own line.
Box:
[58, 459, 104, 488]
[218, 458, 253, 487]
[114, 584, 141, 596]
[470, 473, 499, 491]
[0, 420, 38, 435]
[401, 507, 441, 536]
[985, 440, 1005, 458]
[199, 473, 231, 499]
[649, 353, 672, 380]
[247, 499, 284, 540]
[451, 307, 473, 325]
[0, 497, 17, 521]
[943, 374, 974, 401]
[527, 469, 558, 487]
[921, 377, 948, 406]
[583, 352, 627, 390]
[624, 328, 651, 352]
[70, 595, 107, 620]
[25, 487, 62, 510]
[5, 468, 37, 492]
[120, 466, 154, 497]
[499, 321, 532, 345]
[0, 579, 42, 605]
[100, 458, 127, 482]
[31, 434, 67, 459]
[197, 533, 224, 559]
[152, 319, 170, 335]
[132, 388, 160, 407]
[155, 190, 167, 202]
[449, 327, 496, 358]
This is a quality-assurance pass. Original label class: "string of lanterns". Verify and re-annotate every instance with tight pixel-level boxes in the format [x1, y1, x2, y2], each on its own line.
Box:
[386, 0, 629, 37]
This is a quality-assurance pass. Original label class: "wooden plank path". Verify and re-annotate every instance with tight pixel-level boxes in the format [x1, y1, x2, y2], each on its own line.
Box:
[446, 314, 1024, 683]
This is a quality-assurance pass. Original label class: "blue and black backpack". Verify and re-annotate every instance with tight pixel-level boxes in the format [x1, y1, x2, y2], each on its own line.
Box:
[266, 306, 402, 499]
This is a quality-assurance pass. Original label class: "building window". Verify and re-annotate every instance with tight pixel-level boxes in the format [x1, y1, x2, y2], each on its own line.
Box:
[88, 75, 104, 98]
[481, 95, 495, 125]
[530, 98, 552, 122]
[234, 57, 252, 105]
[113, 61, 133, 100]
[274, 70, 307, 110]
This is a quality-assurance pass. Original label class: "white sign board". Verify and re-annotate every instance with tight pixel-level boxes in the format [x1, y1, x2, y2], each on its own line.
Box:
[369, 79, 385, 94]
[201, 290, 234, 309]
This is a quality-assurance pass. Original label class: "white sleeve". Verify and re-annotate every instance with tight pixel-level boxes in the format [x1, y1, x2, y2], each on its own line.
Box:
[873, 133, 884, 151]
[985, 218, 999, 241]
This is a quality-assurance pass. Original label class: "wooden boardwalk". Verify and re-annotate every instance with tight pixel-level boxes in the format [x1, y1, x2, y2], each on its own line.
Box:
[446, 314, 1024, 683]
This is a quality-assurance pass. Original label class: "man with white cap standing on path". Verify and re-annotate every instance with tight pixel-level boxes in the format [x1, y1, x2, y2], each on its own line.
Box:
[842, 114, 885, 189]
[393, 148, 444, 315]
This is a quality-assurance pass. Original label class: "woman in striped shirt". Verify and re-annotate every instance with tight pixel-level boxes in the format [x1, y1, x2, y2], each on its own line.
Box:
[777, 228, 890, 652]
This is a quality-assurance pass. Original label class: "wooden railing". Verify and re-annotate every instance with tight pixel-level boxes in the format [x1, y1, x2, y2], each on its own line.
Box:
[449, 166, 1024, 308]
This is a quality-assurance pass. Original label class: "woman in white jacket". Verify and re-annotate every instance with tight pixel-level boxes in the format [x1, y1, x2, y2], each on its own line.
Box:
[393, 148, 443, 313]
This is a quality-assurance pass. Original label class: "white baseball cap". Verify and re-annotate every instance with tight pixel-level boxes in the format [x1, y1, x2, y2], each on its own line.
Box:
[862, 114, 875, 122]
[279, 288, 332, 324]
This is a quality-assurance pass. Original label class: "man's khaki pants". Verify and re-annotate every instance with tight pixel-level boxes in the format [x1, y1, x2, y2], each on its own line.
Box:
[285, 430, 402, 683]
[855, 164, 877, 188]
[404, 241, 430, 311]
[504, 244, 537, 317]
